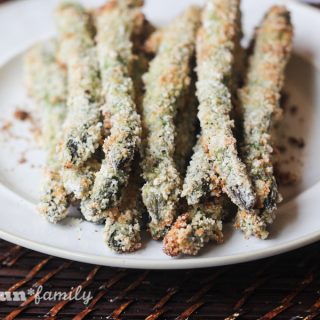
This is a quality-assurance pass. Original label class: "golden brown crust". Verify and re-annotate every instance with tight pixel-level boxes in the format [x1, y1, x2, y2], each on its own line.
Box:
[235, 6, 293, 239]
[163, 200, 224, 256]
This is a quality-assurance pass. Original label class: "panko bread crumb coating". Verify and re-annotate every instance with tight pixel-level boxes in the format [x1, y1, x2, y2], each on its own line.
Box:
[56, 3, 102, 168]
[196, 0, 255, 211]
[80, 0, 144, 222]
[103, 158, 145, 253]
[141, 6, 201, 239]
[25, 40, 69, 223]
[163, 197, 229, 256]
[235, 6, 293, 239]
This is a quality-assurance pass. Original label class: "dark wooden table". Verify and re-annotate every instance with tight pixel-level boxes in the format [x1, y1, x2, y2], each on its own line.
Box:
[1, 0, 320, 319]
[0, 239, 320, 319]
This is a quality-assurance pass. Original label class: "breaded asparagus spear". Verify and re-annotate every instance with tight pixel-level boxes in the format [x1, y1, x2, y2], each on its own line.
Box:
[165, 0, 245, 255]
[163, 198, 226, 256]
[166, 125, 229, 257]
[235, 6, 293, 239]
[62, 158, 101, 200]
[25, 41, 67, 152]
[103, 157, 145, 253]
[69, 109, 112, 209]
[24, 40, 69, 223]
[56, 3, 102, 168]
[141, 6, 201, 240]
[164, 1, 248, 256]
[182, 137, 223, 205]
[103, 12, 153, 252]
[182, 1, 244, 206]
[196, 0, 255, 211]
[80, 0, 143, 222]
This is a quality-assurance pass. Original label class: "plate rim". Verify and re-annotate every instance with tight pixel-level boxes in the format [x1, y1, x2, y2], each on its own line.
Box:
[1, 218, 320, 269]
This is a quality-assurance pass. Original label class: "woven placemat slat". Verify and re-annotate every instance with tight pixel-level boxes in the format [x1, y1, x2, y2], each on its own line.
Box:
[1, 241, 318, 319]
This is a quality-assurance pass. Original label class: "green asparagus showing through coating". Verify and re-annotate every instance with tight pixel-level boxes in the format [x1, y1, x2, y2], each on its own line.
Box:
[56, 3, 102, 168]
[25, 40, 69, 223]
[166, 0, 246, 255]
[182, 137, 223, 206]
[102, 10, 152, 252]
[174, 76, 198, 176]
[196, 0, 255, 211]
[235, 6, 293, 239]
[80, 0, 143, 222]
[182, 1, 244, 207]
[141, 6, 201, 240]
[103, 158, 145, 253]
[25, 41, 67, 152]
[22, 0, 295, 256]
[104, 211, 141, 253]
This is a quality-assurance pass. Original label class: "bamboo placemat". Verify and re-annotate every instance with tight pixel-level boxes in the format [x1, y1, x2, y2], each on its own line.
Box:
[0, 239, 320, 319]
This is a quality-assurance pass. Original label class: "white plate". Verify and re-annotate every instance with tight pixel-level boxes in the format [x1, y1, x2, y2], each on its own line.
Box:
[0, 0, 320, 269]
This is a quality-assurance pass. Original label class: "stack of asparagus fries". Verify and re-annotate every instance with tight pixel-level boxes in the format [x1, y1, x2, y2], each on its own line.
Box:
[24, 0, 293, 256]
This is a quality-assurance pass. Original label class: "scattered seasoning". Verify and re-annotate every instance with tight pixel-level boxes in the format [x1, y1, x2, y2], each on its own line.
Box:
[279, 145, 287, 153]
[280, 91, 289, 110]
[18, 153, 27, 164]
[1, 107, 41, 144]
[18, 158, 27, 164]
[14, 109, 31, 121]
[275, 145, 287, 154]
[274, 166, 298, 186]
[288, 137, 305, 149]
[26, 113, 42, 142]
[0, 120, 12, 131]
[289, 105, 298, 116]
